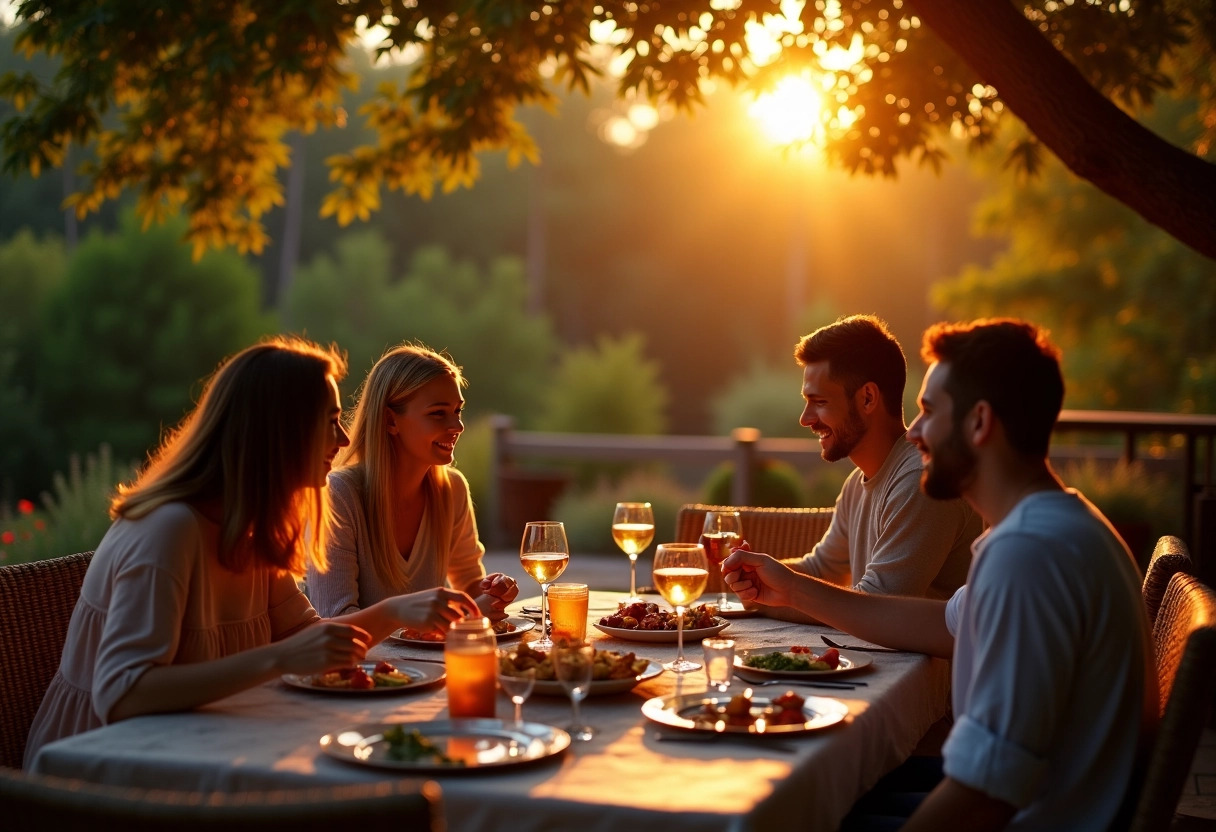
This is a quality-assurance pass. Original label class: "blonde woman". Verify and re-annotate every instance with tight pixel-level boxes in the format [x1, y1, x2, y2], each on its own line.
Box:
[25, 337, 477, 766]
[308, 343, 518, 620]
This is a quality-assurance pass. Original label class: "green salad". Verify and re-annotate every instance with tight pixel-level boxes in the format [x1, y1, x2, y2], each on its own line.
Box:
[382, 725, 465, 766]
[744, 651, 831, 672]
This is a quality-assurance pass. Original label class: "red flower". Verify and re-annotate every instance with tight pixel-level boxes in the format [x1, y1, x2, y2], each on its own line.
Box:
[17, 499, 35, 515]
[0, 531, 14, 545]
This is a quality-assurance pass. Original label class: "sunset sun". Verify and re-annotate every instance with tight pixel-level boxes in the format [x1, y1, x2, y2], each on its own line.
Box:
[749, 74, 825, 146]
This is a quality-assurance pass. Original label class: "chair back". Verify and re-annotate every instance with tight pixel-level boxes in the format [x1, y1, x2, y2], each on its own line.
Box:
[0, 552, 93, 769]
[674, 504, 834, 560]
[1142, 535, 1193, 626]
[0, 768, 444, 831]
[1127, 572, 1216, 832]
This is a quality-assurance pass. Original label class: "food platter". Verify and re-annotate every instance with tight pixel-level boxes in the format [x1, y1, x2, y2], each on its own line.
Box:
[527, 659, 664, 697]
[320, 719, 570, 772]
[389, 616, 535, 648]
[732, 647, 873, 682]
[642, 691, 849, 735]
[593, 618, 729, 643]
[282, 661, 445, 694]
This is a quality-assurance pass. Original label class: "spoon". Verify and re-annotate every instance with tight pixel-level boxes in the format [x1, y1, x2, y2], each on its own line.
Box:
[821, 635, 900, 653]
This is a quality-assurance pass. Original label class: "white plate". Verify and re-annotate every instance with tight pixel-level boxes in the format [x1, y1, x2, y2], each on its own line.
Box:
[389, 616, 535, 648]
[282, 661, 445, 694]
[526, 659, 664, 697]
[594, 618, 729, 643]
[320, 719, 570, 772]
[733, 646, 873, 681]
[642, 691, 849, 735]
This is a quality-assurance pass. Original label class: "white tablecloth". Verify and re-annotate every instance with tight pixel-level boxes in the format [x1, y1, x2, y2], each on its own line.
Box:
[32, 592, 949, 832]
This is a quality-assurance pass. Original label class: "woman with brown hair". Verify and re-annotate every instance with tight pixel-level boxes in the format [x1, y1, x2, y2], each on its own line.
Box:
[24, 336, 477, 765]
[308, 342, 517, 620]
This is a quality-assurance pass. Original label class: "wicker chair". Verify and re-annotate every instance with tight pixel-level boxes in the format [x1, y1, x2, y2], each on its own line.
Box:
[0, 552, 93, 769]
[674, 503, 834, 560]
[0, 768, 444, 831]
[1124, 572, 1216, 832]
[1142, 536, 1194, 626]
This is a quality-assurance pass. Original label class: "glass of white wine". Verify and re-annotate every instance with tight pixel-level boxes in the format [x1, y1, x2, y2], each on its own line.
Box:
[612, 502, 655, 603]
[700, 510, 742, 609]
[652, 542, 709, 673]
[519, 521, 570, 650]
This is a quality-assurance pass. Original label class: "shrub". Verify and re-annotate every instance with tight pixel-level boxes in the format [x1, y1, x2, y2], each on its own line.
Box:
[710, 362, 804, 438]
[700, 459, 810, 508]
[552, 470, 695, 555]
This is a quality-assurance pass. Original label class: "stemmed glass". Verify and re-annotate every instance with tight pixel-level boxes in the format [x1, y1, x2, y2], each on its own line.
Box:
[652, 542, 709, 673]
[497, 651, 536, 727]
[553, 641, 595, 741]
[699, 510, 742, 608]
[519, 521, 569, 650]
[612, 502, 655, 603]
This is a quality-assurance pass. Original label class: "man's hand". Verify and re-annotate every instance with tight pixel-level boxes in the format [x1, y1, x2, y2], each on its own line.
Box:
[722, 542, 798, 609]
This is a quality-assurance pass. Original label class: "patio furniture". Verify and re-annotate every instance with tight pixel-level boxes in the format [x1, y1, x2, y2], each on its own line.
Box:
[0, 766, 444, 831]
[674, 503, 834, 560]
[0, 551, 93, 769]
[1125, 572, 1216, 832]
[1142, 536, 1194, 626]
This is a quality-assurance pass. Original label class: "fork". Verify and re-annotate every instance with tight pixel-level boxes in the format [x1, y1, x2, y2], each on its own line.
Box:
[739, 678, 858, 690]
[821, 635, 900, 653]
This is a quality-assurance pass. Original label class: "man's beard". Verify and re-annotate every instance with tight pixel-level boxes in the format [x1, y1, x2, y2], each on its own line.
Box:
[921, 425, 977, 500]
[820, 401, 866, 463]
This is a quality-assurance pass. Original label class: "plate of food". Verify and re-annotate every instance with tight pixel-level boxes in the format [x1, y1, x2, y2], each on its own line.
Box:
[282, 660, 445, 694]
[642, 689, 849, 735]
[390, 616, 535, 648]
[594, 602, 728, 643]
[733, 645, 873, 681]
[320, 719, 570, 773]
[499, 642, 663, 696]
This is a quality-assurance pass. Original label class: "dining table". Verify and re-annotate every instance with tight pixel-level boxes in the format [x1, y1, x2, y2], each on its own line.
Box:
[29, 590, 950, 832]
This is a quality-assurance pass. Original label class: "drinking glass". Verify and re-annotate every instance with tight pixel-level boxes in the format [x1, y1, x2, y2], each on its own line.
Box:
[702, 637, 735, 694]
[519, 521, 570, 650]
[497, 651, 536, 726]
[612, 502, 655, 603]
[652, 542, 709, 673]
[553, 641, 595, 741]
[700, 510, 742, 608]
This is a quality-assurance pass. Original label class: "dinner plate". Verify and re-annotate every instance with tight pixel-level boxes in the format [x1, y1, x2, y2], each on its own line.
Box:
[643, 691, 849, 735]
[282, 660, 445, 694]
[593, 618, 729, 643]
[389, 616, 535, 648]
[733, 646, 873, 681]
[320, 719, 570, 772]
[526, 659, 664, 697]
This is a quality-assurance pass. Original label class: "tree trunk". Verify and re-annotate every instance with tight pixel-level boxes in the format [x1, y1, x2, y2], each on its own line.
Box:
[277, 132, 306, 320]
[911, 0, 1216, 262]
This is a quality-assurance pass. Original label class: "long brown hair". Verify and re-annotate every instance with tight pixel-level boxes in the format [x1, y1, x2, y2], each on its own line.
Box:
[111, 336, 348, 575]
[336, 342, 465, 586]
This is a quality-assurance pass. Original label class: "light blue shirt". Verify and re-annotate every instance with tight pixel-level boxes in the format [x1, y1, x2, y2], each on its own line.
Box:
[943, 489, 1151, 830]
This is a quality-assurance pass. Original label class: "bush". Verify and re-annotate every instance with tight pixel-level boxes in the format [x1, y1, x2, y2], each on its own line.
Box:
[700, 459, 810, 508]
[552, 470, 695, 555]
[453, 415, 494, 533]
[537, 332, 668, 435]
[710, 362, 805, 438]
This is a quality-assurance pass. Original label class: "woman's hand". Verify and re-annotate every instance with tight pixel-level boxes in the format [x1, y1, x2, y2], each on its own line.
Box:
[392, 587, 480, 634]
[272, 621, 372, 675]
[475, 573, 519, 621]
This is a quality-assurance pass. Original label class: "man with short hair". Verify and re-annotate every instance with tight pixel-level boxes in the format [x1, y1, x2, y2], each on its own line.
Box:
[725, 319, 1155, 831]
[781, 314, 980, 600]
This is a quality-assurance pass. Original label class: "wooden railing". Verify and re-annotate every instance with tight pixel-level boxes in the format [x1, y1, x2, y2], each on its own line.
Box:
[488, 411, 1216, 571]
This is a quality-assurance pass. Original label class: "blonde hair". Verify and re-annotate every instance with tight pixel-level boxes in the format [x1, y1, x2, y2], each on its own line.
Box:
[112, 336, 348, 576]
[337, 342, 466, 586]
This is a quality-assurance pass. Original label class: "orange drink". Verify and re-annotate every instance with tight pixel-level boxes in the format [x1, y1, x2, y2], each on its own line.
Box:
[445, 618, 498, 718]
[548, 582, 589, 643]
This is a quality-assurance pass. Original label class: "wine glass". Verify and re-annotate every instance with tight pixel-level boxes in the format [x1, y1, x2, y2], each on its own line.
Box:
[652, 542, 709, 673]
[553, 641, 595, 741]
[497, 650, 536, 727]
[519, 521, 569, 650]
[612, 502, 655, 603]
[700, 510, 742, 609]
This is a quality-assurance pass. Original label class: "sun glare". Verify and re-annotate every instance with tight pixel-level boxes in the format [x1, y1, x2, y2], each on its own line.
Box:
[749, 74, 825, 146]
